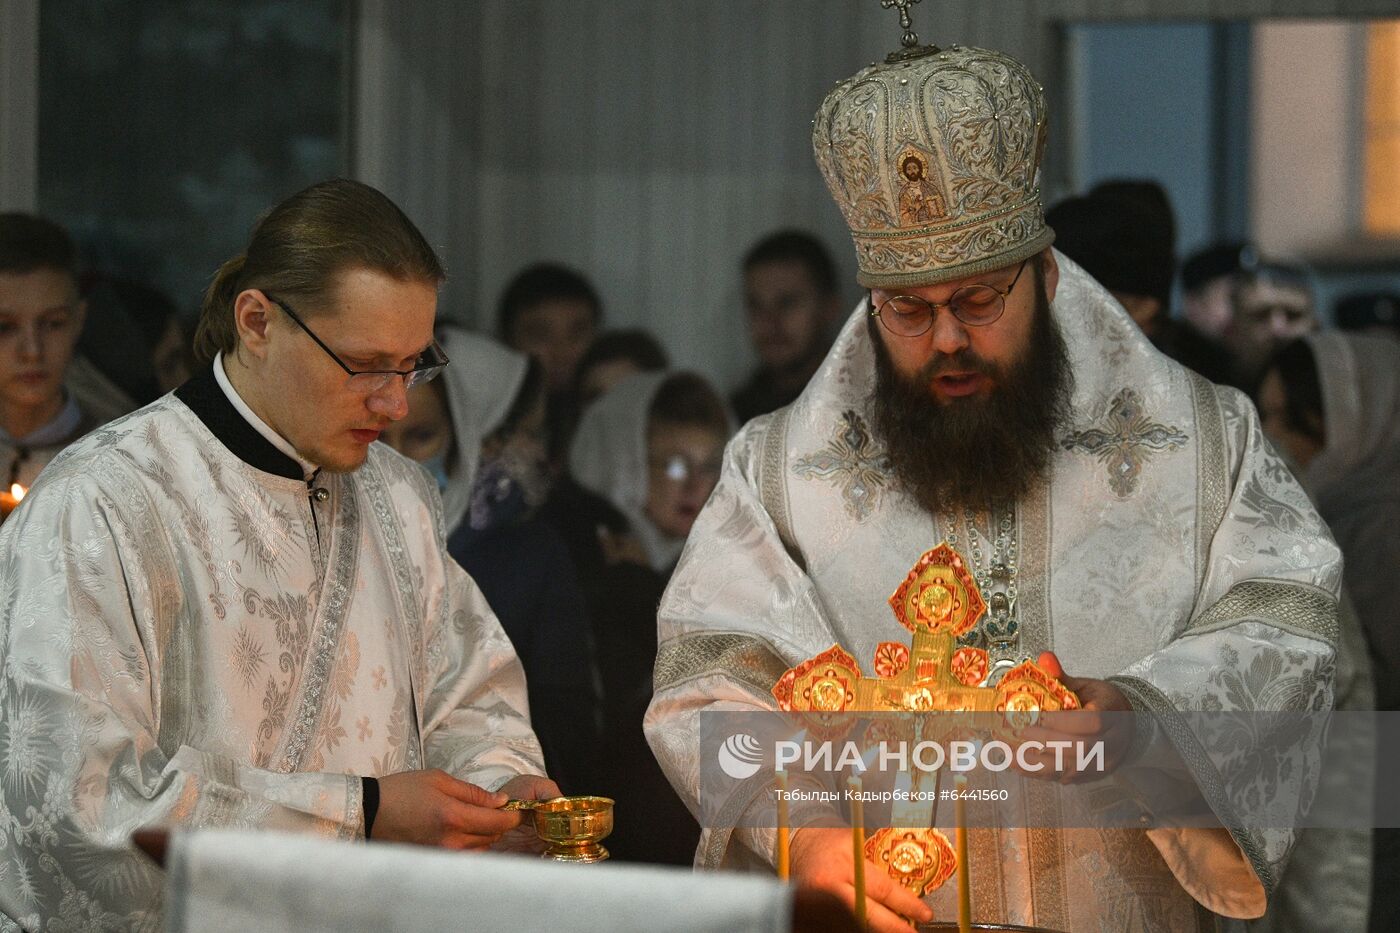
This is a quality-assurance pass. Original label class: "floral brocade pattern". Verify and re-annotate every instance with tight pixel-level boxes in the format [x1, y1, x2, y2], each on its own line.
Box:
[813, 46, 1053, 285]
[0, 396, 543, 929]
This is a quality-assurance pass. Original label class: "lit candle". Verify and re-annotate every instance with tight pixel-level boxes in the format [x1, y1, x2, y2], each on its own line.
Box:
[775, 769, 790, 881]
[849, 774, 866, 929]
[955, 774, 971, 933]
[0, 483, 26, 522]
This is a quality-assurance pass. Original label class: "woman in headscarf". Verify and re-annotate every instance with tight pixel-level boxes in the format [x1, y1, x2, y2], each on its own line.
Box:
[380, 326, 601, 795]
[1258, 332, 1400, 701]
[1257, 331, 1399, 933]
[567, 369, 732, 864]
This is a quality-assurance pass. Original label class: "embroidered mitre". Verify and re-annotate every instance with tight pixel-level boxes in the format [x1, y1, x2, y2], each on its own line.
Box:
[812, 42, 1054, 288]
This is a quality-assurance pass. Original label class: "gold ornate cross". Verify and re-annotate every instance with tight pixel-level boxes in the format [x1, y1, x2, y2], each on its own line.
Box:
[771, 543, 1079, 896]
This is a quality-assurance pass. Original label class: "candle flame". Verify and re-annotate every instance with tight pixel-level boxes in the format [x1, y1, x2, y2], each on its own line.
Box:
[9, 484, 24, 501]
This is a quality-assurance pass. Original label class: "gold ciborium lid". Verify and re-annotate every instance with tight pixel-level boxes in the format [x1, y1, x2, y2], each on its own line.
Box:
[526, 795, 614, 863]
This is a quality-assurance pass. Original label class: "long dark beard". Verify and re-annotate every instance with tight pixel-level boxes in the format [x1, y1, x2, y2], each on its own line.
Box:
[870, 275, 1073, 514]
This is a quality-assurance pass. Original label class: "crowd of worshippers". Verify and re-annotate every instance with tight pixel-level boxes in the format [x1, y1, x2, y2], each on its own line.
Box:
[1, 193, 1398, 869]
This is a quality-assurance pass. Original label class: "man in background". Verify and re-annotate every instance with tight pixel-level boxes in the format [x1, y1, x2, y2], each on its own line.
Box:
[1180, 242, 1248, 343]
[0, 213, 108, 497]
[1046, 185, 1233, 384]
[497, 262, 603, 396]
[1224, 260, 1317, 387]
[731, 230, 841, 424]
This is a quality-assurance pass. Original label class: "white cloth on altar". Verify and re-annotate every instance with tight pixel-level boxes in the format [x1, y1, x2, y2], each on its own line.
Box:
[645, 253, 1341, 931]
[0, 366, 545, 931]
[164, 828, 791, 933]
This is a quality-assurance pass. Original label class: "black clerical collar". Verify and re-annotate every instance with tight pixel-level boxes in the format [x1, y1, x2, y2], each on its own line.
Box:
[175, 366, 305, 481]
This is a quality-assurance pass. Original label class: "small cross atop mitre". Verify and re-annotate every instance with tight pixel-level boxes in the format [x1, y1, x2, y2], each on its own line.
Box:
[878, 0, 943, 62]
[880, 0, 923, 49]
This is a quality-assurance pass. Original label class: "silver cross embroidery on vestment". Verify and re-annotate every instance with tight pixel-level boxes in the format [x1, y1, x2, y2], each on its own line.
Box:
[1061, 387, 1188, 498]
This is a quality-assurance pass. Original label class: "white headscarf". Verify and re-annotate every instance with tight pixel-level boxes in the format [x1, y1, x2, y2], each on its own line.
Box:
[569, 370, 677, 570]
[1301, 331, 1400, 515]
[435, 326, 529, 537]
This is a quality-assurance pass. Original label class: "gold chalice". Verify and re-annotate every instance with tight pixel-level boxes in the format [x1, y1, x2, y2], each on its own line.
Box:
[510, 795, 614, 863]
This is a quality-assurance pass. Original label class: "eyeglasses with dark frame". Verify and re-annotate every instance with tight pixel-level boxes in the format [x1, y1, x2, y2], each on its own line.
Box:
[263, 293, 449, 393]
[869, 258, 1031, 337]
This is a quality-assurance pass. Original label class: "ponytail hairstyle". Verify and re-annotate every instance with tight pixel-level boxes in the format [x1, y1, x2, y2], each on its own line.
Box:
[194, 178, 445, 364]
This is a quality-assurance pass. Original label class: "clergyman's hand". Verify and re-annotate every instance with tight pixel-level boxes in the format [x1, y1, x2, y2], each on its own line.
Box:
[492, 773, 564, 853]
[373, 769, 522, 849]
[1014, 651, 1134, 784]
[789, 825, 934, 933]
[497, 773, 563, 803]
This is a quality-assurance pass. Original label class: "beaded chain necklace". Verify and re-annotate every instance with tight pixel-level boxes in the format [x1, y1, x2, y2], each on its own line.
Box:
[942, 500, 1020, 684]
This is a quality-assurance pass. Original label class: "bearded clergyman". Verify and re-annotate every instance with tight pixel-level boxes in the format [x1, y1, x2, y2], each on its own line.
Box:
[644, 23, 1341, 933]
[0, 179, 560, 930]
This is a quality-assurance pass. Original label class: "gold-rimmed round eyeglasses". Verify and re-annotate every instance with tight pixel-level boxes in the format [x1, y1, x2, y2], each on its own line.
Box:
[869, 258, 1030, 337]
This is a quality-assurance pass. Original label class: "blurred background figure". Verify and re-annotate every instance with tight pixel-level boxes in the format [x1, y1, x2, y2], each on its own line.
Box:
[1256, 332, 1400, 709]
[496, 262, 604, 480]
[78, 273, 192, 406]
[379, 327, 601, 795]
[574, 328, 669, 406]
[572, 371, 731, 575]
[1047, 187, 1171, 332]
[566, 369, 731, 865]
[497, 263, 602, 396]
[1334, 290, 1400, 340]
[0, 213, 104, 498]
[1255, 332, 1400, 932]
[1047, 182, 1234, 384]
[1181, 242, 1251, 342]
[1225, 259, 1318, 385]
[731, 230, 841, 424]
